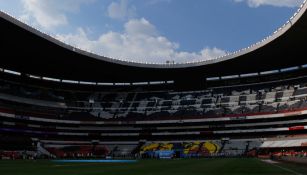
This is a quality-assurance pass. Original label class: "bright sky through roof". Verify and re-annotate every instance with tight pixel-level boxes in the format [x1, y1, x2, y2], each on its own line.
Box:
[0, 0, 304, 63]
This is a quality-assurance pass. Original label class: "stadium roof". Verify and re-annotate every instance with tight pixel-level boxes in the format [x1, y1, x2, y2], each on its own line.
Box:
[1, 1, 307, 84]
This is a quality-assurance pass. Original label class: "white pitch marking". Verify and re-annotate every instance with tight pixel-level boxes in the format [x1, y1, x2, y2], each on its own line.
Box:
[261, 159, 303, 175]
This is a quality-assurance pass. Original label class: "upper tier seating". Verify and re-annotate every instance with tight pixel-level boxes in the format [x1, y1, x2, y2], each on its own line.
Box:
[0, 77, 307, 121]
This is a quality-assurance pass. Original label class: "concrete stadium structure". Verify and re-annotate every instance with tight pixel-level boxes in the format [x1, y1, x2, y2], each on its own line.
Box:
[0, 1, 307, 159]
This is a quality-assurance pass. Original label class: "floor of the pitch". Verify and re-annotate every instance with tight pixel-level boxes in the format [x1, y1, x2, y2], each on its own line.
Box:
[261, 159, 304, 175]
[1, 158, 307, 175]
[52, 159, 138, 163]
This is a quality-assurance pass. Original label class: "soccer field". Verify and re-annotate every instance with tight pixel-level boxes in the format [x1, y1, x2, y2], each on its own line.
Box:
[0, 158, 306, 175]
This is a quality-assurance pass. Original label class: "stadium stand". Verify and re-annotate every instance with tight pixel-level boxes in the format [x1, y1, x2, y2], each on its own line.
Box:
[1, 71, 307, 159]
[1, 0, 307, 160]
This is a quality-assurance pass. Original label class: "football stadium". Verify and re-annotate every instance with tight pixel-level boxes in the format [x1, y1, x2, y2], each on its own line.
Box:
[1, 1, 307, 175]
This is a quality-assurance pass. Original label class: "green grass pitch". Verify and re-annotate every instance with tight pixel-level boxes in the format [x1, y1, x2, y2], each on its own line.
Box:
[0, 158, 306, 175]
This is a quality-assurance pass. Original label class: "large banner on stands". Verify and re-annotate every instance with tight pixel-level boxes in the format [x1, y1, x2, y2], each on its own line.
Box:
[156, 150, 174, 159]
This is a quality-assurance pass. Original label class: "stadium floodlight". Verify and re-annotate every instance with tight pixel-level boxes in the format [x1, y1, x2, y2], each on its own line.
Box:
[206, 77, 220, 81]
[3, 69, 21, 76]
[260, 70, 279, 75]
[97, 82, 114, 86]
[221, 75, 239, 80]
[240, 73, 259, 78]
[115, 83, 131, 86]
[42, 77, 61, 82]
[149, 81, 165, 85]
[79, 81, 96, 85]
[62, 79, 79, 84]
[132, 82, 149, 86]
[280, 66, 299, 72]
[28, 74, 41, 79]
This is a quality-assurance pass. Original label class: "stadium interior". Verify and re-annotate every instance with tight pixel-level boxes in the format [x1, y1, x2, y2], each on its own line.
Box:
[1, 1, 307, 174]
[1, 65, 307, 159]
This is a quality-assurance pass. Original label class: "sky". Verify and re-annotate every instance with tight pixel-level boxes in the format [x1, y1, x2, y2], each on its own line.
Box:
[0, 0, 305, 63]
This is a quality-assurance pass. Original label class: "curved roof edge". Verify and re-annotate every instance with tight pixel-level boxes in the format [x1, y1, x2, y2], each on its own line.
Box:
[1, 0, 307, 69]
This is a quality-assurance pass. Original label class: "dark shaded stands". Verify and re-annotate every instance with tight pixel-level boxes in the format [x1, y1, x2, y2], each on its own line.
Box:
[0, 69, 307, 121]
[1, 70, 307, 158]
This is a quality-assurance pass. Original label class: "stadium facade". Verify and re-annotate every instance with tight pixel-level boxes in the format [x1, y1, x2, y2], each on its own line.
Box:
[0, 1, 307, 159]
